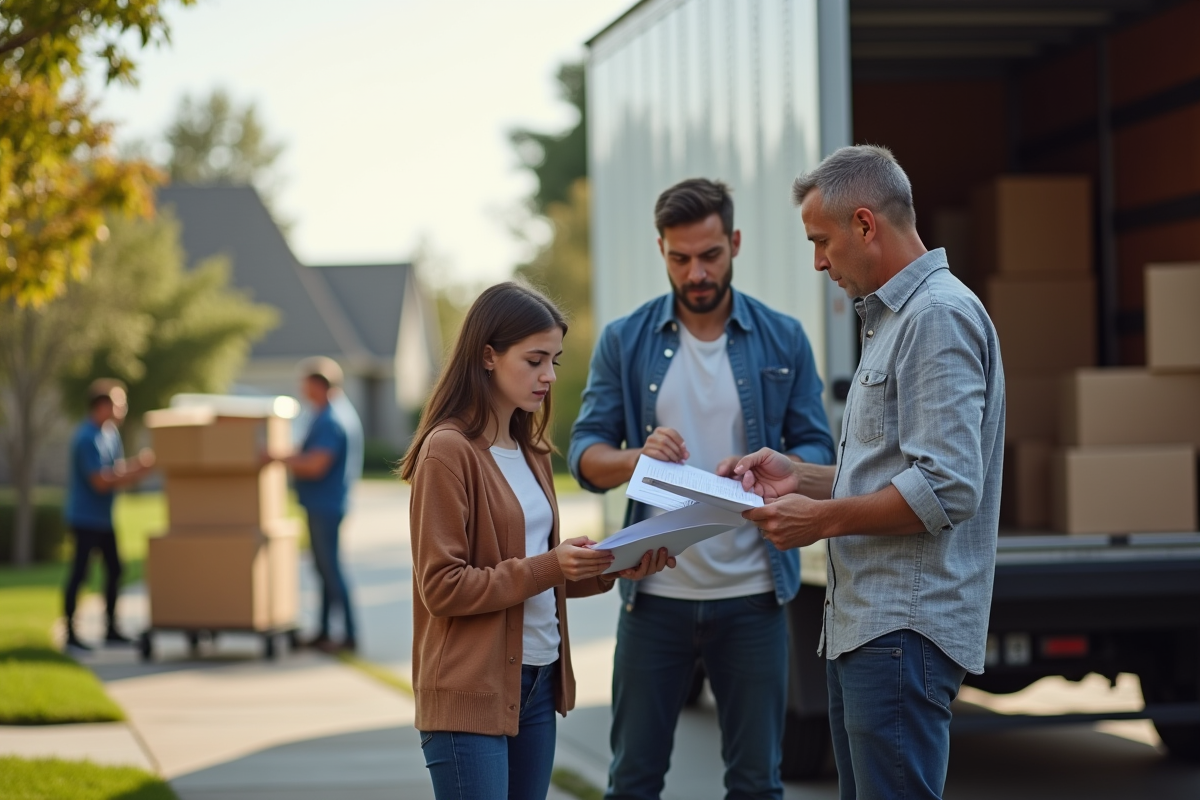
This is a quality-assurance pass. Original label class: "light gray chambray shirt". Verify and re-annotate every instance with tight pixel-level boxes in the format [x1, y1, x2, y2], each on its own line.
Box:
[821, 248, 1005, 675]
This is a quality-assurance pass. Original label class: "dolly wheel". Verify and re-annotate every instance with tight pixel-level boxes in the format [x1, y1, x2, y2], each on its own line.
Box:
[138, 632, 153, 662]
[264, 633, 277, 660]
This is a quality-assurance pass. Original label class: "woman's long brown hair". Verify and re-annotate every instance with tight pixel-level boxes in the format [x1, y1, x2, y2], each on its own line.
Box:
[398, 281, 567, 482]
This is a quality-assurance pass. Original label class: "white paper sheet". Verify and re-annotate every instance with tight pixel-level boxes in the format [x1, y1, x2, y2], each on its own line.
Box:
[591, 503, 744, 574]
[626, 455, 764, 514]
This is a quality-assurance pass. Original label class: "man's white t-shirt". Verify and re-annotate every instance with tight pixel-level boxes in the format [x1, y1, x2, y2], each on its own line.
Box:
[638, 324, 774, 600]
[490, 444, 561, 666]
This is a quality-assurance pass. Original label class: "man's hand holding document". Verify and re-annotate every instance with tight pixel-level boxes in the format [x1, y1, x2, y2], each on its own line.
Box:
[591, 455, 764, 573]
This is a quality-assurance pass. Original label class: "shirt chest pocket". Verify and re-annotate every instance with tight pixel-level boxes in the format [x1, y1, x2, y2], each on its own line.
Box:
[854, 369, 888, 444]
[761, 366, 794, 426]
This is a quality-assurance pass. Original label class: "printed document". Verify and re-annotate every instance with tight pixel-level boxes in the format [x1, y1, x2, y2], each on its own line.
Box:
[626, 455, 765, 514]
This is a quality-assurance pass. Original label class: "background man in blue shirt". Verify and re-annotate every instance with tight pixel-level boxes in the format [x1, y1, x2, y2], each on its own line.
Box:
[570, 179, 834, 800]
[64, 380, 156, 651]
[279, 357, 363, 653]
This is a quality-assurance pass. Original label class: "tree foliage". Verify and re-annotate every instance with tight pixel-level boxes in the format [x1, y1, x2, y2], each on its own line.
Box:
[0, 0, 193, 306]
[509, 62, 587, 215]
[509, 60, 592, 468]
[0, 0, 198, 564]
[57, 211, 278, 435]
[165, 87, 285, 190]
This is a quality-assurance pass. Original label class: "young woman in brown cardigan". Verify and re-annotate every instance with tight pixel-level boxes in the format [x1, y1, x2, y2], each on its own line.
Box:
[401, 282, 673, 800]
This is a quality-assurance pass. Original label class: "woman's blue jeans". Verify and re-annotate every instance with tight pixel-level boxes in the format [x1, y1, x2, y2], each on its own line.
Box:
[420, 662, 558, 800]
[827, 629, 967, 800]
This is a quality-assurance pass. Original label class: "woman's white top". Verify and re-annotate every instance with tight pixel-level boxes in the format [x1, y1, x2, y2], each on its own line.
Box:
[489, 443, 561, 666]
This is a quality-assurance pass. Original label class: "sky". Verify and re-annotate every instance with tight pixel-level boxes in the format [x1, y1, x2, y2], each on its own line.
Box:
[90, 0, 633, 285]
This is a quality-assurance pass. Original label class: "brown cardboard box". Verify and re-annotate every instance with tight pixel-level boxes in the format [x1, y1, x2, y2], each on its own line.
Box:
[972, 176, 1093, 277]
[986, 276, 1096, 374]
[1059, 368, 1200, 448]
[147, 409, 292, 473]
[1001, 440, 1053, 530]
[1051, 445, 1197, 534]
[1005, 374, 1061, 442]
[147, 522, 299, 629]
[164, 463, 288, 529]
[1146, 263, 1200, 372]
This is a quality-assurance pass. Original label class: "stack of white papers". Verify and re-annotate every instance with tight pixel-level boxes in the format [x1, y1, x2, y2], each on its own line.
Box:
[591, 456, 763, 574]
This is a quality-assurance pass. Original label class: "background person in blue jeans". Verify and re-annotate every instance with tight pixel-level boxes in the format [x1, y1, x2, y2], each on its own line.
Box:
[570, 178, 835, 800]
[63, 379, 156, 651]
[735, 146, 1004, 800]
[281, 356, 363, 653]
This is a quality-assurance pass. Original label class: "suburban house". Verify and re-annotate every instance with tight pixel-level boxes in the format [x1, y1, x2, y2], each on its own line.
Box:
[158, 184, 440, 456]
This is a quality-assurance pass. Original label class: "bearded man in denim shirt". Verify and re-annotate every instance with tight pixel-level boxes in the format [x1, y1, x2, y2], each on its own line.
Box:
[735, 146, 1005, 800]
[570, 178, 835, 800]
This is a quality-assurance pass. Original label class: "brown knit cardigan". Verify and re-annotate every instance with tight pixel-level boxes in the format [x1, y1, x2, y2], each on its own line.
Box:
[408, 421, 612, 736]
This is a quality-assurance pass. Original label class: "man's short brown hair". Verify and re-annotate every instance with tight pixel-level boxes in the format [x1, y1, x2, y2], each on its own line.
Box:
[654, 178, 735, 237]
[297, 356, 344, 389]
[87, 378, 127, 409]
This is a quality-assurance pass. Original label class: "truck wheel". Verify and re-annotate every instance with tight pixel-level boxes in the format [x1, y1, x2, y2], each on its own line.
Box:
[780, 711, 831, 780]
[1141, 672, 1200, 762]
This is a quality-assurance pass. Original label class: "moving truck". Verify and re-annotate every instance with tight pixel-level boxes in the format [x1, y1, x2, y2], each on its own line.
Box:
[587, 0, 1200, 777]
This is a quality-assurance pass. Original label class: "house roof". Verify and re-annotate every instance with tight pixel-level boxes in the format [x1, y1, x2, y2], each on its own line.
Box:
[158, 184, 414, 369]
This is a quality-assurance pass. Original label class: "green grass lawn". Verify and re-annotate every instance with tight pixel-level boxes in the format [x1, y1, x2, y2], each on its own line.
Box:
[0, 757, 177, 800]
[0, 564, 123, 724]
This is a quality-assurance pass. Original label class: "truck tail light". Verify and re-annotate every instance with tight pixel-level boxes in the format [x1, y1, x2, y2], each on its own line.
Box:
[1040, 635, 1089, 659]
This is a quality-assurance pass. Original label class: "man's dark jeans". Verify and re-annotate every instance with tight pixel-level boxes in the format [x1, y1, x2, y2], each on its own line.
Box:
[828, 629, 967, 800]
[64, 526, 122, 624]
[607, 591, 787, 800]
[306, 509, 356, 642]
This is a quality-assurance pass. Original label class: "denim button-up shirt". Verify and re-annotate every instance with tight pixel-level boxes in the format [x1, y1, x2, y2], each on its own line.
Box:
[823, 249, 1005, 675]
[569, 289, 836, 607]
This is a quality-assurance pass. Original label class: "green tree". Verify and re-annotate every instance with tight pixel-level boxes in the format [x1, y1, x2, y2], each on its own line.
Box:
[0, 0, 195, 566]
[0, 0, 194, 306]
[509, 62, 587, 215]
[58, 211, 278, 440]
[164, 88, 287, 220]
[510, 61, 591, 468]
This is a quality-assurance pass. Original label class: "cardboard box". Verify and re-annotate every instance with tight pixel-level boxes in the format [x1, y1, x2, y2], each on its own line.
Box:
[148, 524, 299, 629]
[1146, 263, 1200, 372]
[986, 276, 1096, 374]
[1001, 440, 1053, 529]
[972, 176, 1093, 277]
[1051, 445, 1197, 534]
[1059, 368, 1200, 448]
[164, 463, 288, 529]
[1005, 374, 1061, 442]
[147, 408, 292, 473]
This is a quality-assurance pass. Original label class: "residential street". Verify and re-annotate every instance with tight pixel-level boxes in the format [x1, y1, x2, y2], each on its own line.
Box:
[63, 480, 1200, 798]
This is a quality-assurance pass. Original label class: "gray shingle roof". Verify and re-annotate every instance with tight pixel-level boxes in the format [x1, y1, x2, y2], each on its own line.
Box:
[159, 185, 413, 364]
[311, 263, 410, 359]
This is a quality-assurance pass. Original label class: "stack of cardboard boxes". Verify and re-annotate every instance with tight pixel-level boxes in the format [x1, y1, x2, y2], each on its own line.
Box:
[145, 406, 300, 631]
[969, 175, 1200, 534]
[1051, 264, 1200, 534]
[970, 176, 1096, 530]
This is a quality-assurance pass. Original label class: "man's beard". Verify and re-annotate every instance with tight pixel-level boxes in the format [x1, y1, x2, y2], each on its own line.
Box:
[673, 270, 732, 314]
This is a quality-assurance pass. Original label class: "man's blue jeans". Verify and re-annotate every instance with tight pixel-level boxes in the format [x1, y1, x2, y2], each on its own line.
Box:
[827, 629, 967, 800]
[305, 509, 356, 642]
[421, 663, 558, 800]
[607, 591, 787, 800]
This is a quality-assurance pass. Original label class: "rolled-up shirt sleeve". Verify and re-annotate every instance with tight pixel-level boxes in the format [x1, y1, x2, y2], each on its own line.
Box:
[568, 324, 626, 493]
[891, 304, 988, 535]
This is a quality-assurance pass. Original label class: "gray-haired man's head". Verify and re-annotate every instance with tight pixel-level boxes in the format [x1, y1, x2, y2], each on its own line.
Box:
[792, 145, 916, 230]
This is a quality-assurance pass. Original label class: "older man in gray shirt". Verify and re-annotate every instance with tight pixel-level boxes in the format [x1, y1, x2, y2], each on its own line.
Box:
[734, 145, 1004, 800]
